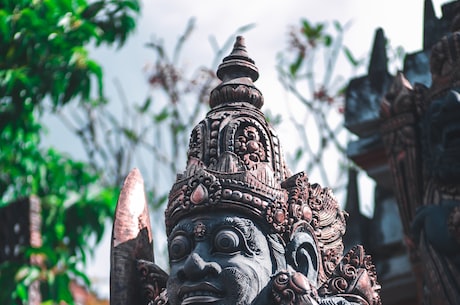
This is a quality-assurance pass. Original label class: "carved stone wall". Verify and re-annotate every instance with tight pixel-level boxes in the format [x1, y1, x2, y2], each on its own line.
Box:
[343, 1, 458, 304]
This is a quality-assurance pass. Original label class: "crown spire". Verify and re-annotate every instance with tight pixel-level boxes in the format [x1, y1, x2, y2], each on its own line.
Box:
[217, 36, 259, 82]
[210, 36, 264, 109]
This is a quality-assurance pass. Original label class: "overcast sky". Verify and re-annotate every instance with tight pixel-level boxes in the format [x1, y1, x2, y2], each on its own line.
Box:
[44, 0, 448, 298]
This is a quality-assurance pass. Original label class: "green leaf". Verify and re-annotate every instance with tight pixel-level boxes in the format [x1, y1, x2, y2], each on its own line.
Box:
[121, 0, 141, 12]
[294, 148, 303, 162]
[22, 266, 41, 286]
[15, 266, 30, 282]
[289, 54, 304, 77]
[15, 283, 28, 301]
[343, 46, 359, 67]
[69, 265, 91, 286]
[302, 20, 324, 40]
[0, 10, 10, 39]
[333, 20, 342, 32]
[46, 269, 55, 286]
[122, 128, 139, 142]
[81, 1, 105, 19]
[87, 59, 104, 98]
[55, 222, 66, 239]
[315, 23, 324, 35]
[153, 193, 168, 209]
[154, 107, 170, 122]
[26, 246, 59, 265]
[172, 122, 186, 135]
[301, 19, 311, 34]
[264, 109, 282, 126]
[138, 96, 152, 113]
[323, 35, 332, 47]
[56, 274, 73, 303]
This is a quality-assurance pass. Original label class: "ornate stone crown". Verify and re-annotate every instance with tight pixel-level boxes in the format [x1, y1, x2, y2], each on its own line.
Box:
[165, 37, 346, 261]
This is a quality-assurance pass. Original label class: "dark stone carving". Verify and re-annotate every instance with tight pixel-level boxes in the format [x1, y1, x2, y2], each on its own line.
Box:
[380, 3, 460, 304]
[403, 0, 456, 87]
[0, 197, 42, 305]
[318, 245, 379, 304]
[110, 36, 381, 305]
[345, 28, 394, 138]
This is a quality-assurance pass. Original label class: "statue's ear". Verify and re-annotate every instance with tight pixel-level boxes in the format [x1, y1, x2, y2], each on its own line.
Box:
[286, 229, 319, 285]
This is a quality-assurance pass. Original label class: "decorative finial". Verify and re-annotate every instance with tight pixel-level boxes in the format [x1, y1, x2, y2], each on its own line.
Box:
[210, 36, 264, 109]
[216, 36, 259, 82]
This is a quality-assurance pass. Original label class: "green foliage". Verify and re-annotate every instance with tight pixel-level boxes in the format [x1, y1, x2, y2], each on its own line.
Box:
[278, 19, 363, 191]
[278, 18, 404, 195]
[0, 0, 139, 303]
[0, 0, 139, 129]
[0, 111, 118, 304]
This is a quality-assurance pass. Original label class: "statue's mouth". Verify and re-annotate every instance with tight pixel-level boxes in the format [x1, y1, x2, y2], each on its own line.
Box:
[179, 282, 224, 305]
[182, 294, 222, 305]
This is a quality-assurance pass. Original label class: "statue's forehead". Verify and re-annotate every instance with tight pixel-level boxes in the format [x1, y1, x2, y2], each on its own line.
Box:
[169, 213, 258, 236]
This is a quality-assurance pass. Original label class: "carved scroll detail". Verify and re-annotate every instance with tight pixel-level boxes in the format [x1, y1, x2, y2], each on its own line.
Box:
[318, 245, 381, 305]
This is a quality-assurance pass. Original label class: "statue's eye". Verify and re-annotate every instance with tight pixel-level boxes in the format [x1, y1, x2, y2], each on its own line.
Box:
[214, 229, 240, 253]
[169, 234, 191, 261]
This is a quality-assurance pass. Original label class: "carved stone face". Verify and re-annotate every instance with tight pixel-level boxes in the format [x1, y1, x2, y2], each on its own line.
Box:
[423, 87, 460, 183]
[166, 212, 274, 305]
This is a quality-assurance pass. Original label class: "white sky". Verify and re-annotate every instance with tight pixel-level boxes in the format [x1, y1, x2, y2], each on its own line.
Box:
[43, 0, 448, 299]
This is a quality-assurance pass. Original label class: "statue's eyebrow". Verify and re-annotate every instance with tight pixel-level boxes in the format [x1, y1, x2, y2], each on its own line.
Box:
[217, 217, 260, 254]
[218, 217, 252, 233]
[169, 222, 194, 238]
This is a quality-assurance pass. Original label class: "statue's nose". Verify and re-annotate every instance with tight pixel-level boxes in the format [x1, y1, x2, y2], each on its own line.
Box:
[179, 252, 222, 281]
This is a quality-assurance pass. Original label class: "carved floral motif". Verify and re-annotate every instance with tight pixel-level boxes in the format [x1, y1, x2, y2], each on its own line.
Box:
[271, 270, 318, 305]
[137, 260, 168, 305]
[318, 246, 380, 305]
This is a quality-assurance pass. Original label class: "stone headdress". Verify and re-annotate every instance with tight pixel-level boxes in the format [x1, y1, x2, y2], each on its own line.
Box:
[166, 36, 342, 259]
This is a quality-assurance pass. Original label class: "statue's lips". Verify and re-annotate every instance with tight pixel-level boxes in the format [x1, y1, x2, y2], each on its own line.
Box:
[179, 282, 224, 305]
[182, 295, 222, 305]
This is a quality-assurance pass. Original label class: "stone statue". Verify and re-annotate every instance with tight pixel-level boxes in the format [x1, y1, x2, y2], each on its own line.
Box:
[380, 4, 460, 304]
[110, 36, 381, 305]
